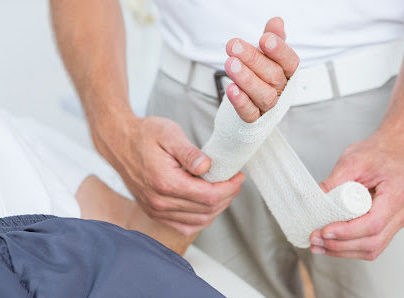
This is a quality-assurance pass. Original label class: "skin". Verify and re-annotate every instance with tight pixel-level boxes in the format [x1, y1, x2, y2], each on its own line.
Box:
[76, 175, 195, 256]
[225, 18, 299, 122]
[309, 63, 404, 260]
[227, 18, 404, 261]
[49, 0, 244, 237]
[49, 0, 401, 260]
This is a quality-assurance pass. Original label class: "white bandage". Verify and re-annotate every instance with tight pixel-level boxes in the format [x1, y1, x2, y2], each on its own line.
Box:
[202, 74, 372, 248]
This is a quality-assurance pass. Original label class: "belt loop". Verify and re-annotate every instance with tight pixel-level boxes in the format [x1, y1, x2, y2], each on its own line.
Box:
[186, 61, 196, 92]
[326, 61, 341, 99]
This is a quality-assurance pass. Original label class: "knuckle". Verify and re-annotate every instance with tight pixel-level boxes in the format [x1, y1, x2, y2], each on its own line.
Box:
[199, 214, 212, 225]
[143, 205, 156, 217]
[369, 216, 385, 235]
[206, 194, 220, 206]
[271, 66, 286, 85]
[246, 108, 261, 122]
[236, 95, 250, 110]
[364, 251, 378, 261]
[289, 56, 300, 74]
[324, 240, 339, 251]
[337, 154, 360, 174]
[148, 212, 159, 221]
[245, 48, 261, 66]
[154, 179, 172, 195]
[149, 197, 167, 212]
[179, 226, 196, 237]
[238, 68, 252, 84]
[180, 146, 200, 167]
[206, 203, 219, 213]
[259, 89, 277, 112]
[369, 235, 384, 252]
[266, 88, 279, 108]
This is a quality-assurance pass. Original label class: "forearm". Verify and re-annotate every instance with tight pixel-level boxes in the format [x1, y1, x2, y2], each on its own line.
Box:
[50, 0, 133, 128]
[379, 62, 404, 135]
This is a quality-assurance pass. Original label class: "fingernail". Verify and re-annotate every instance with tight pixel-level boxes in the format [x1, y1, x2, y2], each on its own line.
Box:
[192, 156, 206, 171]
[311, 246, 325, 255]
[323, 233, 336, 240]
[232, 40, 244, 54]
[230, 58, 242, 73]
[232, 85, 240, 96]
[265, 34, 277, 50]
[311, 237, 324, 247]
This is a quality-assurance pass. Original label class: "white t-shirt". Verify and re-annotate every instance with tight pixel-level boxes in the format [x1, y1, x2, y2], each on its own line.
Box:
[153, 0, 404, 68]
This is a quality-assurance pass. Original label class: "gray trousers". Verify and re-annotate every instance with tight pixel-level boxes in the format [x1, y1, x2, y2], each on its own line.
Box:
[147, 72, 404, 298]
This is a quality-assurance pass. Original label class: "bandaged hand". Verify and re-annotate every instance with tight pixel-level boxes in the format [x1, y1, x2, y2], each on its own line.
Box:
[224, 17, 299, 122]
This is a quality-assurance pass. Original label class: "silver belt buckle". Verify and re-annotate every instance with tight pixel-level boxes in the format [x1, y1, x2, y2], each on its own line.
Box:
[214, 70, 229, 103]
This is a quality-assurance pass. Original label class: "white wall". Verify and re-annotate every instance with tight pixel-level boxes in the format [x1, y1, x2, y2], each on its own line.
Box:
[0, 0, 161, 148]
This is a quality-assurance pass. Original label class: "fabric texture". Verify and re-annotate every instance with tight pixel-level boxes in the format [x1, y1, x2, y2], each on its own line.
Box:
[0, 215, 224, 298]
[0, 108, 266, 298]
[201, 75, 371, 248]
[0, 110, 131, 219]
[147, 70, 404, 298]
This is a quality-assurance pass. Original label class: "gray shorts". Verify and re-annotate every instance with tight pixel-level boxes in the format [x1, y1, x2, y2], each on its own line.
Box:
[147, 71, 404, 298]
[0, 215, 224, 298]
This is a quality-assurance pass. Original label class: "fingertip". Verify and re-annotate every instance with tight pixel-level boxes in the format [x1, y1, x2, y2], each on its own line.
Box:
[260, 32, 279, 53]
[226, 38, 244, 56]
[234, 171, 246, 184]
[321, 225, 338, 240]
[319, 181, 329, 193]
[319, 176, 342, 193]
[310, 229, 322, 240]
[265, 17, 286, 40]
[226, 39, 235, 56]
[226, 83, 241, 101]
[225, 56, 242, 75]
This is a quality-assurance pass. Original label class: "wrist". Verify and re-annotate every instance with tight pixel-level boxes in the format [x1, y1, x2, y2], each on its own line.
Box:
[86, 97, 143, 151]
[377, 117, 404, 139]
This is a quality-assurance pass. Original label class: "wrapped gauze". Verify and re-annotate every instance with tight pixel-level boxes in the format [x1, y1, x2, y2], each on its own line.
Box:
[201, 73, 372, 248]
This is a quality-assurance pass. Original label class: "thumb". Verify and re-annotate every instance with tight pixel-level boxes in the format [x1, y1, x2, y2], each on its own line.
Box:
[167, 137, 211, 176]
[264, 17, 286, 40]
[320, 162, 356, 193]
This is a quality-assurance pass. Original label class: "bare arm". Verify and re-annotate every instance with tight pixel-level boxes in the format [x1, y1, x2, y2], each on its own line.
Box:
[49, 0, 244, 236]
[50, 0, 132, 127]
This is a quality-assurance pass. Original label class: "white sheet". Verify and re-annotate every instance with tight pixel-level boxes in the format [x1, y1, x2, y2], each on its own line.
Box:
[0, 110, 130, 218]
[0, 110, 264, 297]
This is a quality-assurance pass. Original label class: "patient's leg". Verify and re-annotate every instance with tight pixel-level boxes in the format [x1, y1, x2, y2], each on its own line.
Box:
[76, 175, 196, 255]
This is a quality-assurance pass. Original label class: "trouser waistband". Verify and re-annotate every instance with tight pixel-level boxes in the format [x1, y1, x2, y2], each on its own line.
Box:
[160, 40, 404, 105]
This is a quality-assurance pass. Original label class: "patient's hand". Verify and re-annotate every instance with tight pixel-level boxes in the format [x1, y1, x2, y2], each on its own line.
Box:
[224, 17, 299, 122]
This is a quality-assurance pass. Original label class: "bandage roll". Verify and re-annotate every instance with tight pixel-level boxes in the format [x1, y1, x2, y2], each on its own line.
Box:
[201, 74, 372, 248]
[246, 129, 372, 248]
[327, 181, 372, 218]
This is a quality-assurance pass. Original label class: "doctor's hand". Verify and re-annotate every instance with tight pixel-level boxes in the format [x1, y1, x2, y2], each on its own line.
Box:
[309, 128, 404, 260]
[92, 114, 244, 236]
[224, 17, 299, 122]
